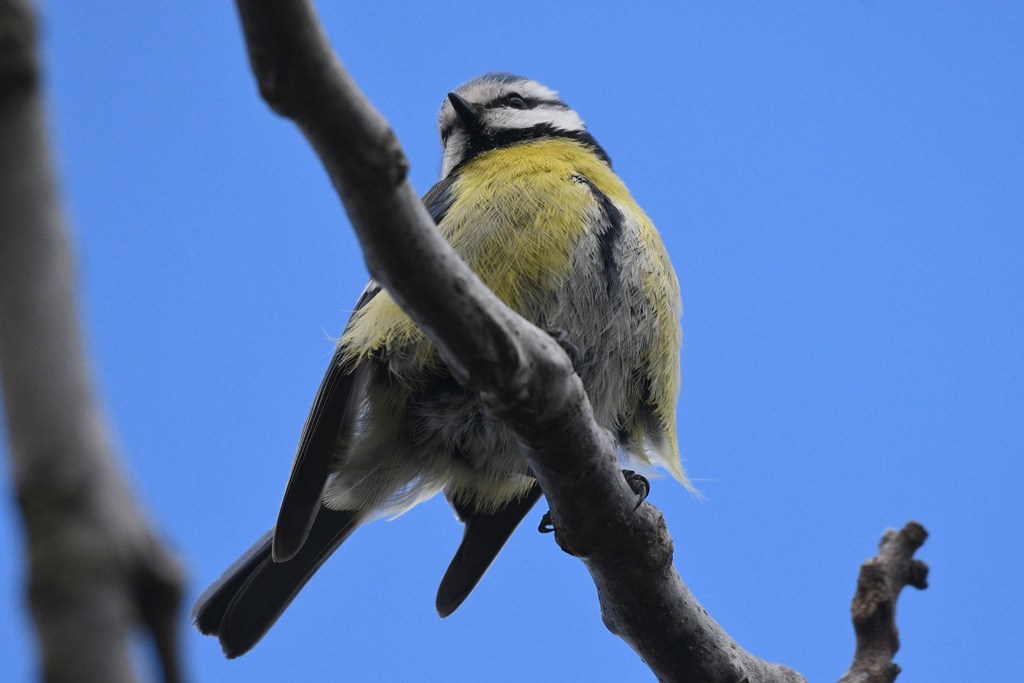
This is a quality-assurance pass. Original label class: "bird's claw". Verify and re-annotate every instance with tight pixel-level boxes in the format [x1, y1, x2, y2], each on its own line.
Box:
[546, 328, 582, 370]
[539, 471, 648, 533]
[622, 470, 650, 510]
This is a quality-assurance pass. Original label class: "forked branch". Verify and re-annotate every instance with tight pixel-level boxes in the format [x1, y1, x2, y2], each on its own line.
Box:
[838, 522, 929, 683]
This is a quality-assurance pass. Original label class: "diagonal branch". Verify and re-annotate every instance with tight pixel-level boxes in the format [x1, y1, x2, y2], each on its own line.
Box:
[0, 2, 186, 681]
[233, 1, 806, 681]
[838, 522, 929, 683]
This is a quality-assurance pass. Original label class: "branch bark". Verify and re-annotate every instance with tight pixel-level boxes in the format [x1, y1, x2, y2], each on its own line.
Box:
[838, 522, 929, 683]
[0, 2, 186, 682]
[233, 2, 807, 681]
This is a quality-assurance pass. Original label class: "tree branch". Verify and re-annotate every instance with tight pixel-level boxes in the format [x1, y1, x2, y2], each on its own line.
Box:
[0, 2, 186, 681]
[838, 522, 929, 683]
[233, 2, 806, 681]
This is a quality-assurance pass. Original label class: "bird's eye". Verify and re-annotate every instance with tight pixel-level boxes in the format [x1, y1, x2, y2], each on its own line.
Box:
[507, 95, 528, 109]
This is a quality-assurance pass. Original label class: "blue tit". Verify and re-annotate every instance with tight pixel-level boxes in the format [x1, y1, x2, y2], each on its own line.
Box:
[192, 72, 685, 658]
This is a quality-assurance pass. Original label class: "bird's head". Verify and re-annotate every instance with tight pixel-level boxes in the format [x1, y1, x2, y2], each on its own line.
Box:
[438, 73, 609, 178]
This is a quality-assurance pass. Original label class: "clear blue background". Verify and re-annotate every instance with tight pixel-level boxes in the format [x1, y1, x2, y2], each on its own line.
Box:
[2, 2, 1021, 681]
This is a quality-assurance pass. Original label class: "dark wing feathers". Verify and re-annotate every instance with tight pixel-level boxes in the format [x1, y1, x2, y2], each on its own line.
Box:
[272, 281, 380, 562]
[273, 178, 453, 561]
[272, 353, 365, 562]
[208, 176, 519, 655]
[423, 175, 456, 224]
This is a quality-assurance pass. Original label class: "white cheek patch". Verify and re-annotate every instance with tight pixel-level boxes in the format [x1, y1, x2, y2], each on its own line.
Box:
[439, 107, 456, 133]
[441, 131, 470, 178]
[486, 106, 585, 133]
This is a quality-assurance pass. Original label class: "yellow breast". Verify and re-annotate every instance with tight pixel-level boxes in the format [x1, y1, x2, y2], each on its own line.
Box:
[340, 138, 630, 370]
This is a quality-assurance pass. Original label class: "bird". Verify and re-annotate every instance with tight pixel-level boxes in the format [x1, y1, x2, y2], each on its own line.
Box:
[192, 72, 685, 658]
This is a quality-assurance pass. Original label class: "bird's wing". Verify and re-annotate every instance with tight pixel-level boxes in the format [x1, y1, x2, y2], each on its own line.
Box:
[422, 174, 456, 224]
[271, 317, 373, 562]
[273, 177, 456, 562]
[436, 483, 543, 617]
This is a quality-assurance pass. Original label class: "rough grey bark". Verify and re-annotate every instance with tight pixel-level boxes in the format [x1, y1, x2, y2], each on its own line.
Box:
[230, 2, 844, 681]
[838, 522, 929, 683]
[0, 1, 186, 682]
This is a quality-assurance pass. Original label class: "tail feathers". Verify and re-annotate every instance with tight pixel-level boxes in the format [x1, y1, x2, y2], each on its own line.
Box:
[192, 507, 363, 658]
[436, 484, 542, 618]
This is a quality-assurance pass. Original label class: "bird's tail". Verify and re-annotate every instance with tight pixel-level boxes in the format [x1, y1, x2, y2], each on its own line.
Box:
[191, 507, 363, 658]
[435, 484, 542, 617]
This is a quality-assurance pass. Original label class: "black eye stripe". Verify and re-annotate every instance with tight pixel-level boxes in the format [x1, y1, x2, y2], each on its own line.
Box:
[476, 95, 568, 110]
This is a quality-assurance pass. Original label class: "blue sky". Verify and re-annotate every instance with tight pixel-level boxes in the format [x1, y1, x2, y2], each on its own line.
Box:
[1, 2, 1022, 681]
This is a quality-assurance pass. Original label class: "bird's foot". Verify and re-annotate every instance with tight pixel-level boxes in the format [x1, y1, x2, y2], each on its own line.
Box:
[622, 470, 650, 510]
[545, 328, 582, 370]
[538, 470, 649, 533]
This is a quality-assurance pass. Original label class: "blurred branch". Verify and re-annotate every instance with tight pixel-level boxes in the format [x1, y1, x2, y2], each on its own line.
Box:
[233, 1, 807, 681]
[0, 1, 186, 682]
[838, 522, 929, 683]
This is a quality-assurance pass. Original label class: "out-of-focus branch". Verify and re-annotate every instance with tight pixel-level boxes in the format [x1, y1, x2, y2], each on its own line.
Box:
[233, 1, 807, 681]
[0, 1, 185, 682]
[838, 522, 929, 683]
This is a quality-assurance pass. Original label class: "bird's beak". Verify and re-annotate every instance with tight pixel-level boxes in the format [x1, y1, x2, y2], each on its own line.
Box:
[447, 93, 480, 127]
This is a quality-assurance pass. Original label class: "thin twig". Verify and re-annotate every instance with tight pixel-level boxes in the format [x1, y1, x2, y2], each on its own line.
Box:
[838, 522, 929, 683]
